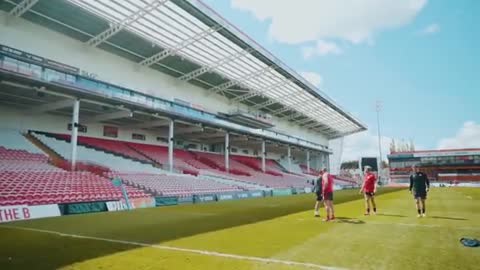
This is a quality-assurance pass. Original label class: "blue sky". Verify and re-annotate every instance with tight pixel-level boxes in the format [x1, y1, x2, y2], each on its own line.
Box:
[205, 0, 480, 160]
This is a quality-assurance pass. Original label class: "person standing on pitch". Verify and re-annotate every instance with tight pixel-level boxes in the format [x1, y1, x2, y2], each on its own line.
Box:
[313, 169, 324, 217]
[322, 168, 335, 221]
[409, 164, 430, 217]
[359, 166, 377, 215]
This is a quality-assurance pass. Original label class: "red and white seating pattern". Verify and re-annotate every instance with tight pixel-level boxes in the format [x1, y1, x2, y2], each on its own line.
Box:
[54, 134, 151, 163]
[108, 172, 243, 197]
[128, 142, 200, 174]
[299, 164, 321, 176]
[0, 144, 149, 206]
[35, 131, 311, 189]
[197, 152, 309, 188]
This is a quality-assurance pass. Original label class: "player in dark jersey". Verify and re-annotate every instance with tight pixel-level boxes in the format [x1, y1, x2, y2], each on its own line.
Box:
[359, 166, 377, 215]
[313, 170, 324, 217]
[409, 165, 430, 217]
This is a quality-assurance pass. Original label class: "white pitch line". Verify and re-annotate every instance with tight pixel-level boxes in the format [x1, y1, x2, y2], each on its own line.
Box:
[0, 225, 349, 270]
[365, 221, 479, 230]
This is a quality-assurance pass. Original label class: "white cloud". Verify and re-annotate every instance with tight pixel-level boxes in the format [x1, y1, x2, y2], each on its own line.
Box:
[231, 0, 427, 44]
[298, 71, 323, 87]
[332, 131, 393, 162]
[302, 40, 342, 59]
[420, 23, 440, 35]
[437, 121, 480, 149]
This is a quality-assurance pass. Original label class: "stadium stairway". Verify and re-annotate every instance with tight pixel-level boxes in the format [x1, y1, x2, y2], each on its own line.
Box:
[24, 132, 65, 164]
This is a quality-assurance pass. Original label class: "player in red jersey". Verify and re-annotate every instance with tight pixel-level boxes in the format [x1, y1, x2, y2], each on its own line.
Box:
[359, 166, 377, 215]
[322, 168, 335, 221]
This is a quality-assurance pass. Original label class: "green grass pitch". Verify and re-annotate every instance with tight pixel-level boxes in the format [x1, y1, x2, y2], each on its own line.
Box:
[1, 187, 479, 270]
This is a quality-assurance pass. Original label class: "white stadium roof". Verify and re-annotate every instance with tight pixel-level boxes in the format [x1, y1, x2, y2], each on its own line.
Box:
[2, 0, 367, 139]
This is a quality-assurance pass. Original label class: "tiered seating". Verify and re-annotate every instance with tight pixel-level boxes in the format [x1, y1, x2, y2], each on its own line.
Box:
[0, 171, 147, 206]
[190, 152, 309, 188]
[231, 155, 286, 176]
[299, 164, 321, 176]
[194, 152, 252, 176]
[108, 172, 243, 197]
[33, 131, 310, 189]
[127, 142, 199, 175]
[54, 134, 151, 163]
[0, 145, 149, 206]
[34, 132, 165, 174]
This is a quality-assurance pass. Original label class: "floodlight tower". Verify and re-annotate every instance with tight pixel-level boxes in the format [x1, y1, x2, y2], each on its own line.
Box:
[376, 100, 383, 182]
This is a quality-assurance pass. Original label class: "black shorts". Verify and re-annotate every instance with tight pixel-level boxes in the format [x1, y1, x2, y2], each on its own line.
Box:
[324, 192, 333, 201]
[414, 192, 427, 199]
[364, 192, 375, 197]
[315, 192, 323, 201]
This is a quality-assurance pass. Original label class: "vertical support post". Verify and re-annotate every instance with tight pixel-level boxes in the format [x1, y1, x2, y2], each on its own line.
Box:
[376, 100, 383, 182]
[168, 119, 174, 172]
[287, 145, 292, 172]
[70, 99, 80, 171]
[326, 154, 330, 172]
[225, 132, 230, 172]
[306, 150, 310, 173]
[261, 140, 266, 173]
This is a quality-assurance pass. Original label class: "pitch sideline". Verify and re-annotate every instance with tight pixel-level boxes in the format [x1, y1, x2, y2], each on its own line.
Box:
[0, 225, 349, 270]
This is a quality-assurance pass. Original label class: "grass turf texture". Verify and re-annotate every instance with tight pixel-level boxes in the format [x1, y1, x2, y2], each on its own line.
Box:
[0, 187, 479, 270]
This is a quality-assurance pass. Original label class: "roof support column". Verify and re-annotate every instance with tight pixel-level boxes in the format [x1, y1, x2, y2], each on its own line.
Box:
[70, 99, 80, 171]
[261, 140, 266, 173]
[225, 132, 230, 172]
[306, 150, 310, 173]
[168, 119, 174, 172]
[325, 153, 330, 171]
[287, 145, 292, 173]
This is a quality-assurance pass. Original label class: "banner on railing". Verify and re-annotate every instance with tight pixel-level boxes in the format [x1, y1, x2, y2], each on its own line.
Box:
[193, 194, 217, 203]
[217, 193, 235, 201]
[272, 188, 293, 196]
[59, 201, 108, 215]
[178, 196, 194, 204]
[0, 204, 60, 223]
[155, 196, 178, 206]
[249, 191, 265, 197]
[106, 197, 155, 211]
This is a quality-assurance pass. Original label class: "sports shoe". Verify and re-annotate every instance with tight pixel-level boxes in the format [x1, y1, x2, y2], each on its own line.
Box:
[364, 212, 370, 216]
[322, 218, 330, 222]
[372, 211, 377, 215]
[422, 213, 426, 217]
[417, 214, 422, 218]
[314, 212, 320, 217]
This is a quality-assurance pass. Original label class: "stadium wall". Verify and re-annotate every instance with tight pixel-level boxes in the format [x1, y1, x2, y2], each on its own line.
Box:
[0, 11, 329, 147]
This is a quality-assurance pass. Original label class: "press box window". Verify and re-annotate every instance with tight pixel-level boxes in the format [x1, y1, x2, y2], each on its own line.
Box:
[103, 125, 118, 138]
[132, 133, 146, 141]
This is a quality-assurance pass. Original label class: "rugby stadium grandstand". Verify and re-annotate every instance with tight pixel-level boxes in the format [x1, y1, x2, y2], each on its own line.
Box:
[1, 2, 480, 270]
[0, 0, 365, 214]
[388, 148, 480, 186]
